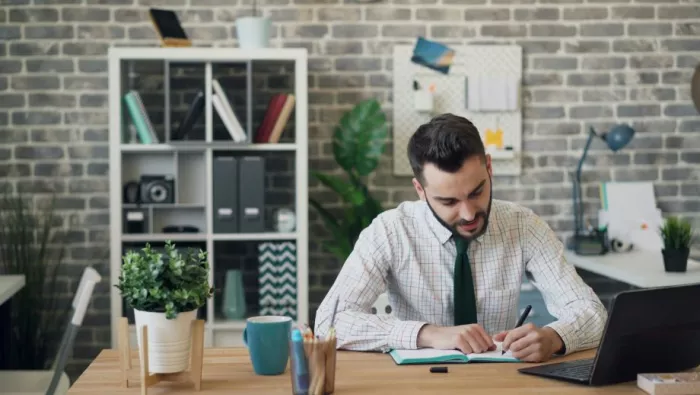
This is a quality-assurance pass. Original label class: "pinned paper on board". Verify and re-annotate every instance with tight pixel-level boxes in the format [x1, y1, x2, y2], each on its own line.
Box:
[484, 127, 504, 150]
[410, 37, 457, 74]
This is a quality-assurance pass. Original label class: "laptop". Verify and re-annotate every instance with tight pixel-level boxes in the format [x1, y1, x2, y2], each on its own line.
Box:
[518, 283, 700, 386]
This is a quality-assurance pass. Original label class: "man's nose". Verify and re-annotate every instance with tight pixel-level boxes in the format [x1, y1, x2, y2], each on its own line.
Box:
[459, 201, 477, 221]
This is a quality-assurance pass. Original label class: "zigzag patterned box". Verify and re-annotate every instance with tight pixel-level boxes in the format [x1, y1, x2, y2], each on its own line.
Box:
[257, 241, 297, 320]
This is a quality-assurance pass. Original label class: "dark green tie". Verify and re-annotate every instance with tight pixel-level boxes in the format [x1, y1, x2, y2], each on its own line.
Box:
[454, 237, 478, 326]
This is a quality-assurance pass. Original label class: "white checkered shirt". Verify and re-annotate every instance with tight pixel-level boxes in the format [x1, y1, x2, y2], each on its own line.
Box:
[314, 199, 607, 355]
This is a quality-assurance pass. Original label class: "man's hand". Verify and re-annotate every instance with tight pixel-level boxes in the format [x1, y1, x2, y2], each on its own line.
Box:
[493, 323, 564, 362]
[417, 324, 497, 354]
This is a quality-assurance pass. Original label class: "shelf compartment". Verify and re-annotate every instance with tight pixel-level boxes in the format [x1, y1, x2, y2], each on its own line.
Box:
[212, 240, 299, 325]
[211, 150, 296, 234]
[152, 205, 207, 234]
[122, 152, 175, 185]
[211, 62, 251, 143]
[176, 151, 206, 205]
[167, 61, 206, 143]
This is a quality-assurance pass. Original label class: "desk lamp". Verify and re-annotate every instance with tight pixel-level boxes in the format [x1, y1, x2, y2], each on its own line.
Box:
[570, 124, 635, 255]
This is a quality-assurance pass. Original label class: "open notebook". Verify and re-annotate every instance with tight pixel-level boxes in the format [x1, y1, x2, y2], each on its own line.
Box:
[390, 342, 519, 365]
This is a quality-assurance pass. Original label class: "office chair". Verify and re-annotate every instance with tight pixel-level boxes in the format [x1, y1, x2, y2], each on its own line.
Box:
[0, 266, 102, 395]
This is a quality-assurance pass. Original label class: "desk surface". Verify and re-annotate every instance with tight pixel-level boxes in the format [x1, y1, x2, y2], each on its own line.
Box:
[565, 249, 700, 288]
[68, 347, 645, 394]
[0, 275, 25, 305]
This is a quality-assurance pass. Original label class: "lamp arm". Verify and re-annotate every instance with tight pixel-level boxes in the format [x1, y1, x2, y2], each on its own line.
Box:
[574, 127, 597, 235]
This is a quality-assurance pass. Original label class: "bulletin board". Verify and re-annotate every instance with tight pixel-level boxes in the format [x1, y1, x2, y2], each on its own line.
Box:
[392, 44, 523, 176]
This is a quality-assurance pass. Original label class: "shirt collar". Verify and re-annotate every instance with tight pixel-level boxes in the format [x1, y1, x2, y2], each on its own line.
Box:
[422, 200, 500, 246]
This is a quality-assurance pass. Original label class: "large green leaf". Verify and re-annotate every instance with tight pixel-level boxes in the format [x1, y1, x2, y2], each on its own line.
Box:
[312, 171, 366, 206]
[309, 199, 353, 262]
[333, 99, 388, 176]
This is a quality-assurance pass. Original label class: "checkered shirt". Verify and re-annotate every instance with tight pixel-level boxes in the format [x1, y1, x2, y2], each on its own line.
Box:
[314, 199, 607, 355]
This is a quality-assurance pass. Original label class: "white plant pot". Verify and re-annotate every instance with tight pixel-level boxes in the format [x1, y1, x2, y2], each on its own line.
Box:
[235, 16, 271, 49]
[134, 308, 197, 374]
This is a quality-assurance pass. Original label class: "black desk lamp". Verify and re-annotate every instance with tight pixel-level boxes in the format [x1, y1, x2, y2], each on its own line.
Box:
[570, 124, 636, 255]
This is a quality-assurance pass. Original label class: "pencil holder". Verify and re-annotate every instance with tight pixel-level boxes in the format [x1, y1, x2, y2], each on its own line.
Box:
[289, 334, 337, 395]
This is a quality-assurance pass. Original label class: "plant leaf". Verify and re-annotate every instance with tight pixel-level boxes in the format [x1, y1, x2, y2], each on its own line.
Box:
[312, 171, 366, 206]
[333, 99, 388, 176]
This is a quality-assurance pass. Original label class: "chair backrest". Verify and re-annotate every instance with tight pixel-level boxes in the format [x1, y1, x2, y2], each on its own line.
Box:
[46, 266, 101, 395]
[371, 292, 392, 315]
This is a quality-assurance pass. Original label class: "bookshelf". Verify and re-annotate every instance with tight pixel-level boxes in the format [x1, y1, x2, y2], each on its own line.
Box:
[107, 47, 309, 348]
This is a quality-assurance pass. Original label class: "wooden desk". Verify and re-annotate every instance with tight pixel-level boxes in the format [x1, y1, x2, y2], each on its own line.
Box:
[68, 347, 644, 394]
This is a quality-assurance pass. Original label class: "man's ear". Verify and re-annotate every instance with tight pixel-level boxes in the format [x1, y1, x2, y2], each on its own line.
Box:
[485, 154, 493, 178]
[412, 178, 426, 201]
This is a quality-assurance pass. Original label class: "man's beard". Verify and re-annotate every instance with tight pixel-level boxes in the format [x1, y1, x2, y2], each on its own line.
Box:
[425, 179, 493, 241]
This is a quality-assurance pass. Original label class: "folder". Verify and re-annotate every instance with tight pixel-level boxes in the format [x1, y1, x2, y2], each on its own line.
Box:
[213, 156, 238, 233]
[238, 156, 265, 233]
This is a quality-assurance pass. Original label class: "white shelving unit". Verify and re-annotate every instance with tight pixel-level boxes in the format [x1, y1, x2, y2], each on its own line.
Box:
[107, 47, 309, 348]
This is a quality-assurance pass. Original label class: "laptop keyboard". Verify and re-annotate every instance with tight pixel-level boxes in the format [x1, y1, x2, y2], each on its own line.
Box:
[539, 358, 594, 381]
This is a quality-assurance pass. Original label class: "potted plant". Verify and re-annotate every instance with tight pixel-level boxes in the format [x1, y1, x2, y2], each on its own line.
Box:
[309, 98, 388, 263]
[659, 216, 696, 273]
[235, 0, 271, 49]
[116, 241, 213, 373]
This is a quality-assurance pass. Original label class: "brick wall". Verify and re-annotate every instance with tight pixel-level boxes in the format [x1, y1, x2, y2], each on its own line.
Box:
[2, 0, 700, 380]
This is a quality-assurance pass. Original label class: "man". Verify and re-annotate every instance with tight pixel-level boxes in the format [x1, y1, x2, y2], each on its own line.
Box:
[314, 113, 607, 363]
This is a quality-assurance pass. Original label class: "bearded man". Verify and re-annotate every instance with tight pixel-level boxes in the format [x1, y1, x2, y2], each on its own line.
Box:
[314, 113, 607, 363]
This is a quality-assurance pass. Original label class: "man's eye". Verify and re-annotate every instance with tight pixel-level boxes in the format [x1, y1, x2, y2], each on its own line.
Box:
[443, 200, 457, 206]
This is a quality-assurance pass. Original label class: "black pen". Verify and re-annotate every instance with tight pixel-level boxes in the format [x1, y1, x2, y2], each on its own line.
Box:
[502, 305, 532, 355]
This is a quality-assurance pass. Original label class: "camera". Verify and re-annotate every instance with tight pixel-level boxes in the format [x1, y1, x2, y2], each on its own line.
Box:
[139, 175, 175, 204]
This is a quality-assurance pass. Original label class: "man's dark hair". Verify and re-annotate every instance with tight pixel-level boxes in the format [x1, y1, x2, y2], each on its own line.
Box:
[407, 113, 486, 185]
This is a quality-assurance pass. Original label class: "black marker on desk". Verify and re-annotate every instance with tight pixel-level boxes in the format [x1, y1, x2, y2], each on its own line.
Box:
[502, 304, 532, 355]
[430, 366, 448, 373]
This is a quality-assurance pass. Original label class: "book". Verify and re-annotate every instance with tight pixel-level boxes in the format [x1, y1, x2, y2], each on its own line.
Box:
[212, 79, 246, 142]
[389, 342, 519, 365]
[638, 373, 700, 395]
[267, 94, 295, 143]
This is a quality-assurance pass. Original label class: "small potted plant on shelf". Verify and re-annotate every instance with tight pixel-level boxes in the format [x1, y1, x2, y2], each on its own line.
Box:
[116, 241, 213, 374]
[659, 216, 696, 273]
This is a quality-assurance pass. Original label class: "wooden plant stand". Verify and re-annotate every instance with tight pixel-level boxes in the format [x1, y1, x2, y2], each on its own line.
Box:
[117, 317, 205, 395]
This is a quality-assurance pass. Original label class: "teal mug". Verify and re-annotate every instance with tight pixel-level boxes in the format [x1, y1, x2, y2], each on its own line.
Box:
[243, 315, 292, 375]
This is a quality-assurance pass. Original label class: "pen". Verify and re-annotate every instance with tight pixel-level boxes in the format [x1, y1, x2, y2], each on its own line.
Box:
[502, 304, 532, 355]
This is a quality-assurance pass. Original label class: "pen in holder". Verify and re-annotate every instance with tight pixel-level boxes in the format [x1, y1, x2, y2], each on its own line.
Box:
[290, 327, 337, 395]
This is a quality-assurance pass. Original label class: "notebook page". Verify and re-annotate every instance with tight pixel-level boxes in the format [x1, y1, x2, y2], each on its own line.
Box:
[393, 349, 465, 360]
[467, 342, 517, 360]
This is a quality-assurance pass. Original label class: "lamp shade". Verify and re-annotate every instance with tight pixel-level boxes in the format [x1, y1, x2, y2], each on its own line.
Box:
[603, 124, 635, 152]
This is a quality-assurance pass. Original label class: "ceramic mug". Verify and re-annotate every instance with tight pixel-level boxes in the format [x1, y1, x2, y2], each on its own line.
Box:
[243, 315, 292, 375]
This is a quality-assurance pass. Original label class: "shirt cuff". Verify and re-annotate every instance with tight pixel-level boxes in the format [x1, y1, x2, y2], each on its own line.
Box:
[545, 321, 577, 356]
[388, 321, 427, 350]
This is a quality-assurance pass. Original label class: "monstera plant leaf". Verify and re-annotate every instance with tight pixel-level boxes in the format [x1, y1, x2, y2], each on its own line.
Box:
[333, 99, 388, 176]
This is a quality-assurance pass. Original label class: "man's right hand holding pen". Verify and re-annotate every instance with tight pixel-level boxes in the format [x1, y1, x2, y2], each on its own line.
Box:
[494, 304, 565, 363]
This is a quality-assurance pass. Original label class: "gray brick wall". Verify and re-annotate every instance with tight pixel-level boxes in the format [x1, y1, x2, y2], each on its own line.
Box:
[2, 0, 700, 381]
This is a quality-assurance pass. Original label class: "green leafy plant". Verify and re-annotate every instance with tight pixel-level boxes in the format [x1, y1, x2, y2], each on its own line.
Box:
[309, 99, 388, 262]
[0, 190, 72, 370]
[116, 241, 213, 319]
[660, 216, 696, 251]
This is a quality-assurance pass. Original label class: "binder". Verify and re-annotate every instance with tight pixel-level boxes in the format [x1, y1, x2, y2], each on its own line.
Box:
[238, 156, 265, 233]
[213, 156, 238, 233]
